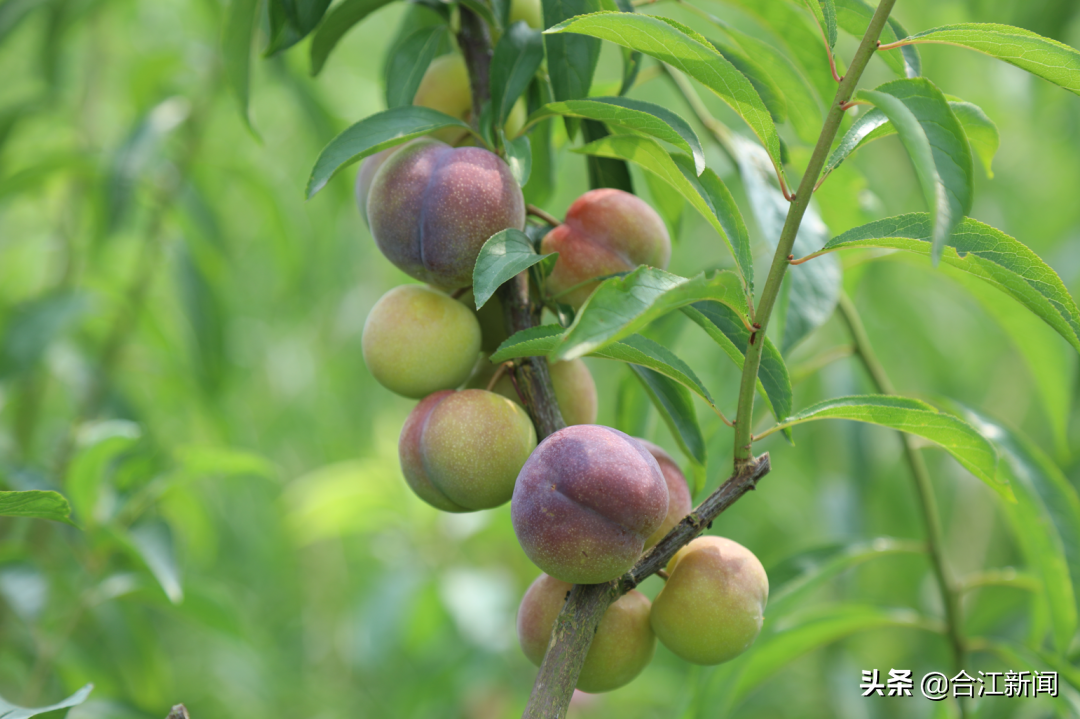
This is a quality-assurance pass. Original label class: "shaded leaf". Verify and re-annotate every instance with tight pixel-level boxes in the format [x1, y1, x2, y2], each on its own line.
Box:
[581, 120, 633, 191]
[491, 22, 545, 126]
[0, 683, 93, 719]
[575, 134, 752, 291]
[473, 229, 554, 310]
[528, 96, 705, 174]
[503, 132, 532, 186]
[542, 0, 603, 115]
[223, 0, 260, 130]
[127, 520, 183, 604]
[310, 0, 397, 76]
[0, 291, 89, 379]
[834, 0, 920, 77]
[808, 214, 1080, 355]
[306, 106, 472, 197]
[682, 301, 792, 425]
[0, 490, 76, 526]
[949, 100, 999, 179]
[856, 79, 973, 264]
[384, 25, 446, 108]
[551, 267, 749, 361]
[547, 11, 786, 179]
[631, 365, 706, 489]
[890, 23, 1080, 96]
[766, 395, 1004, 497]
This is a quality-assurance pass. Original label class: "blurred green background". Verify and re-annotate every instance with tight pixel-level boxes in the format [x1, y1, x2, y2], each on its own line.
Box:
[0, 0, 1078, 716]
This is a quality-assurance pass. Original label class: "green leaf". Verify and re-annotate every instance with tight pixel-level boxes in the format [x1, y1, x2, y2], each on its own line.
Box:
[834, 0, 920, 78]
[631, 365, 706, 488]
[824, 99, 997, 181]
[948, 100, 999, 179]
[542, 0, 603, 111]
[731, 605, 941, 705]
[491, 22, 545, 126]
[957, 406, 1080, 653]
[309, 0, 396, 76]
[797, 0, 835, 49]
[856, 79, 974, 264]
[810, 214, 1080, 355]
[0, 291, 89, 380]
[502, 132, 532, 186]
[643, 170, 684, 238]
[305, 106, 472, 198]
[528, 97, 706, 174]
[223, 0, 260, 131]
[709, 37, 787, 125]
[384, 25, 446, 109]
[459, 0, 499, 29]
[472, 229, 554, 310]
[889, 23, 1080, 96]
[550, 267, 749, 361]
[767, 395, 1004, 497]
[126, 520, 184, 604]
[547, 11, 786, 179]
[615, 367, 654, 438]
[67, 420, 142, 525]
[492, 328, 718, 411]
[581, 120, 633, 191]
[730, 135, 837, 352]
[574, 134, 752, 292]
[767, 538, 927, 616]
[0, 683, 93, 719]
[682, 301, 792, 426]
[0, 490, 76, 526]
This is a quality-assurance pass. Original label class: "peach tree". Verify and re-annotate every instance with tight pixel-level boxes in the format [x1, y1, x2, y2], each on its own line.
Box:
[209, 0, 1080, 716]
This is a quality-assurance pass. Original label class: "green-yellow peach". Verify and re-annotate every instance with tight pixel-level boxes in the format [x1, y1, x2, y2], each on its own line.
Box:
[413, 53, 528, 143]
[650, 536, 768, 665]
[468, 357, 598, 426]
[517, 574, 655, 693]
[509, 0, 543, 29]
[399, 389, 537, 511]
[361, 285, 481, 398]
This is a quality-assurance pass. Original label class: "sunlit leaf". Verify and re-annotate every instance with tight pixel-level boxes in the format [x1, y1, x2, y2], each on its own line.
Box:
[306, 106, 472, 197]
[834, 0, 920, 77]
[808, 214, 1080, 354]
[309, 0, 396, 75]
[547, 11, 786, 179]
[0, 683, 93, 719]
[473, 229, 554, 310]
[887, 23, 1080, 96]
[550, 267, 749, 361]
[67, 420, 142, 525]
[0, 490, 76, 526]
[767, 395, 1004, 496]
[127, 520, 183, 604]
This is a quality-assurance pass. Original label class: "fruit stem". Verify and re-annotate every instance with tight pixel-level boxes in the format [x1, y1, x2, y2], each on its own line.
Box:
[526, 204, 561, 228]
[836, 293, 968, 715]
[730, 0, 898, 470]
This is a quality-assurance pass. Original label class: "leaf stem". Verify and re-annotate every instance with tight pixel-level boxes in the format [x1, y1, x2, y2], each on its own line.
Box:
[731, 0, 899, 469]
[836, 292, 969, 715]
[802, 0, 843, 82]
[526, 204, 561, 227]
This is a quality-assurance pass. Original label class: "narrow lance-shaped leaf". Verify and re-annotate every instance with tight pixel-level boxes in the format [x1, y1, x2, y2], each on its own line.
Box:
[546, 11, 787, 181]
[581, 120, 633, 191]
[502, 132, 532, 186]
[797, 0, 836, 49]
[731, 135, 837, 352]
[823, 98, 998, 181]
[0, 684, 93, 719]
[551, 267, 749, 361]
[223, 0, 260, 130]
[473, 229, 555, 309]
[761, 395, 1005, 498]
[682, 301, 792, 427]
[310, 0, 397, 76]
[526, 97, 706, 174]
[834, 0, 920, 77]
[491, 327, 719, 413]
[574, 134, 753, 294]
[0, 490, 77, 526]
[856, 79, 973, 264]
[542, 0, 603, 113]
[631, 365, 707, 491]
[957, 404, 1080, 653]
[306, 107, 473, 197]
[803, 214, 1080, 355]
[709, 37, 787, 124]
[491, 22, 545, 126]
[384, 25, 446, 108]
[884, 23, 1080, 96]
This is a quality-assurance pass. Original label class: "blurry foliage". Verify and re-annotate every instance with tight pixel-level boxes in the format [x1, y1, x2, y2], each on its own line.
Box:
[0, 0, 1078, 717]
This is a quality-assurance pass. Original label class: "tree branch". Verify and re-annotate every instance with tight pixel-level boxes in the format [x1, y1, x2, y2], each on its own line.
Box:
[522, 454, 771, 719]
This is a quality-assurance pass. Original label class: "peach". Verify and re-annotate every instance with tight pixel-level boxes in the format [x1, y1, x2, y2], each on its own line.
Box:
[637, 440, 693, 549]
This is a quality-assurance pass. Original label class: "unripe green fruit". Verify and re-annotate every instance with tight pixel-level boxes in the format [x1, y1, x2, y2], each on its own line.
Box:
[362, 285, 481, 399]
[413, 53, 528, 144]
[366, 137, 526, 290]
[541, 189, 671, 308]
[399, 389, 537, 511]
[650, 536, 768, 665]
[638, 440, 693, 548]
[468, 357, 598, 426]
[512, 425, 668, 584]
[517, 574, 655, 693]
[509, 0, 543, 29]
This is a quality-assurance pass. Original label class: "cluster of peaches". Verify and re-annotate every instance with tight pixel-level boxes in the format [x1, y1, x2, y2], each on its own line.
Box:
[355, 48, 768, 692]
